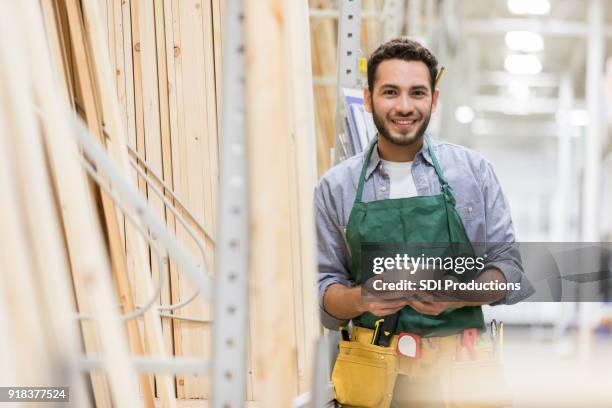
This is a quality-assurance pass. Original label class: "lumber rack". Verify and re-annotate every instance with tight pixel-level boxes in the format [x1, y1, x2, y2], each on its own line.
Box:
[35, 0, 248, 406]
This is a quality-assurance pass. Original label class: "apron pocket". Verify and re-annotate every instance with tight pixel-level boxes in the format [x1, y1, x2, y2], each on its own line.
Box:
[332, 341, 397, 408]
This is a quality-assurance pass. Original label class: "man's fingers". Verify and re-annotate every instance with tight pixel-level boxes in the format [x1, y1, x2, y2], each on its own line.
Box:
[364, 298, 459, 317]
[367, 300, 406, 309]
[365, 299, 456, 317]
[409, 300, 443, 316]
[369, 304, 405, 317]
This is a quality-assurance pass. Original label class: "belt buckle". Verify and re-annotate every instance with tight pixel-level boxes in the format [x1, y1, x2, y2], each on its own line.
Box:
[396, 332, 421, 359]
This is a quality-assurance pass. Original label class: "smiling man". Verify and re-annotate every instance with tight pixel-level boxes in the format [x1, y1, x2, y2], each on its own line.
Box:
[315, 38, 533, 407]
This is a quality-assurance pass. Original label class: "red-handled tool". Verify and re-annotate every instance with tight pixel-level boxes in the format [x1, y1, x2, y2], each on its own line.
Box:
[456, 328, 478, 361]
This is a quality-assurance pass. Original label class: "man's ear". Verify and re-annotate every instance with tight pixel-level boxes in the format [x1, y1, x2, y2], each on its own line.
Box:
[364, 87, 372, 113]
[431, 87, 440, 112]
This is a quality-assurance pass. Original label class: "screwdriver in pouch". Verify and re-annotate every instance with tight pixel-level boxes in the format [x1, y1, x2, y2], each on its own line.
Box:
[371, 319, 384, 345]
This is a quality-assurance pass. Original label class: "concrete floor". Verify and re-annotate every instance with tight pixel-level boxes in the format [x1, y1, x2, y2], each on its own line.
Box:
[500, 325, 612, 407]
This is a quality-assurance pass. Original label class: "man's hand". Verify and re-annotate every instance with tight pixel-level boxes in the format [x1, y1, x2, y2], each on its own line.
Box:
[323, 268, 508, 321]
[405, 278, 464, 315]
[360, 299, 407, 317]
[407, 300, 464, 316]
[323, 284, 409, 319]
[406, 268, 509, 315]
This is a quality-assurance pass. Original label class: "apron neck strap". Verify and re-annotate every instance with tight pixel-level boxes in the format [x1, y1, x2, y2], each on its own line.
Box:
[425, 137, 456, 204]
[355, 139, 378, 203]
[354, 135, 456, 204]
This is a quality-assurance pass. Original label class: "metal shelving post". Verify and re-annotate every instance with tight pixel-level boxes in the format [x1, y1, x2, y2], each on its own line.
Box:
[212, 0, 249, 407]
[334, 0, 362, 163]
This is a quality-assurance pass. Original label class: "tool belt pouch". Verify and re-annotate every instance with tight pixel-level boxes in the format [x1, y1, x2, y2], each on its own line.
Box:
[332, 340, 397, 408]
[449, 358, 511, 407]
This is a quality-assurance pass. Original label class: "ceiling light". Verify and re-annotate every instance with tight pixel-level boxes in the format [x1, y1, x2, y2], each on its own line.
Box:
[455, 106, 475, 124]
[505, 31, 544, 52]
[507, 80, 530, 100]
[507, 0, 550, 15]
[504, 54, 542, 75]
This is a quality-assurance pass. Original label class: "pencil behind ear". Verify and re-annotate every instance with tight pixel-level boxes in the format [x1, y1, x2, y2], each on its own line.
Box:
[435, 66, 446, 87]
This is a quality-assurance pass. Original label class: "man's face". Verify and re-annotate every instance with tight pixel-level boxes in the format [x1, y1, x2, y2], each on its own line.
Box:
[364, 59, 439, 146]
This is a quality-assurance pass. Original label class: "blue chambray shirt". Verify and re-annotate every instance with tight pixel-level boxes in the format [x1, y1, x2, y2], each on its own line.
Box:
[315, 135, 535, 330]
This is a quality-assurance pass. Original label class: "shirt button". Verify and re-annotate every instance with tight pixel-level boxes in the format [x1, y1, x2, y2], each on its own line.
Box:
[467, 207, 473, 214]
[380, 186, 387, 192]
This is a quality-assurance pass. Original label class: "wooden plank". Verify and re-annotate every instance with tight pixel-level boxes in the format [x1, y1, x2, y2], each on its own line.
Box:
[119, 2, 139, 325]
[118, 4, 145, 375]
[0, 53, 56, 390]
[167, 0, 188, 398]
[40, 0, 72, 104]
[245, 0, 298, 405]
[0, 136, 55, 388]
[136, 0, 176, 401]
[211, 0, 223, 128]
[58, 0, 78, 109]
[169, 0, 216, 398]
[64, 0, 104, 140]
[79, 1, 178, 406]
[200, 17, 219, 401]
[125, 12, 154, 399]
[108, 0, 127, 246]
[130, 0, 148, 196]
[60, 2, 121, 405]
[50, 0, 78, 108]
[153, 1, 178, 394]
[121, 0, 138, 167]
[201, 1, 221, 196]
[128, 1, 154, 398]
[97, 0, 109, 48]
[0, 278, 19, 388]
[285, 0, 321, 394]
[308, 2, 337, 175]
[103, 7, 158, 403]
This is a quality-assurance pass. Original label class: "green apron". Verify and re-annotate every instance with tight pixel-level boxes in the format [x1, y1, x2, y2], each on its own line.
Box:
[347, 136, 485, 337]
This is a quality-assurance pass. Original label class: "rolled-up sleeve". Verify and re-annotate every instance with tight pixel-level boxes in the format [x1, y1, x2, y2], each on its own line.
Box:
[315, 181, 353, 329]
[479, 161, 535, 304]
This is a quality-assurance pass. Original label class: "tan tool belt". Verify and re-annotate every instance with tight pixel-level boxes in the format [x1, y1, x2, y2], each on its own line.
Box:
[332, 335, 398, 408]
[332, 326, 508, 408]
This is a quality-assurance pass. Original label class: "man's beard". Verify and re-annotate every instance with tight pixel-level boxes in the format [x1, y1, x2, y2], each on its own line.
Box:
[371, 102, 431, 146]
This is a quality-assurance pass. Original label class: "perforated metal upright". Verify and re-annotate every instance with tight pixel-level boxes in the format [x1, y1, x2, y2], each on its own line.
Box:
[212, 0, 249, 407]
[334, 0, 362, 163]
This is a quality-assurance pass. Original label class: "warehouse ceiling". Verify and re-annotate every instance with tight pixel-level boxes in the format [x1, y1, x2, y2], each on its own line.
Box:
[455, 0, 611, 125]
[311, 0, 612, 146]
[446, 0, 611, 240]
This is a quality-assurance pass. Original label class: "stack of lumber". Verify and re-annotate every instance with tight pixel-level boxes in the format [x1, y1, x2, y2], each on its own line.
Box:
[0, 0, 319, 407]
[309, 0, 338, 175]
[309, 0, 383, 174]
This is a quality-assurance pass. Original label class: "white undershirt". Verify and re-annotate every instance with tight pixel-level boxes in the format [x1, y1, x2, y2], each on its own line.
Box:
[380, 159, 418, 199]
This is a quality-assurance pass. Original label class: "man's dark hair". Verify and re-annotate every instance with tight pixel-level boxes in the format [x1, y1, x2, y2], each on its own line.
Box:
[367, 37, 438, 92]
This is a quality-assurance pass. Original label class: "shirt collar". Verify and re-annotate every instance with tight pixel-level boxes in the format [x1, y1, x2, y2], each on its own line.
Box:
[364, 134, 436, 181]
